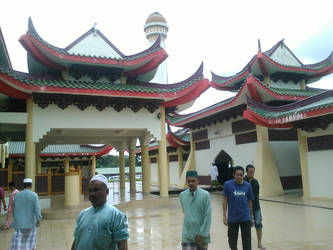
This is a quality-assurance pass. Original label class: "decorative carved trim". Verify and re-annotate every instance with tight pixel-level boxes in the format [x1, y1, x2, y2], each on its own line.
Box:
[294, 114, 333, 132]
[232, 119, 256, 134]
[195, 140, 210, 151]
[187, 104, 246, 130]
[33, 93, 162, 113]
[235, 131, 257, 145]
[268, 129, 298, 141]
[307, 134, 333, 151]
[193, 129, 208, 141]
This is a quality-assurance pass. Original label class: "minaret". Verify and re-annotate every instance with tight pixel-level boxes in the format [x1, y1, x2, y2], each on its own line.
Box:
[144, 12, 169, 84]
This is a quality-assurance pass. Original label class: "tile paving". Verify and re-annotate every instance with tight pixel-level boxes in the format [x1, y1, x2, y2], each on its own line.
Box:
[1, 183, 333, 249]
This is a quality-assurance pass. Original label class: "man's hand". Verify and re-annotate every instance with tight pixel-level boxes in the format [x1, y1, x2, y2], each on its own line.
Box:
[223, 217, 228, 226]
[36, 221, 40, 227]
[195, 235, 204, 246]
[4, 204, 7, 211]
[251, 218, 254, 227]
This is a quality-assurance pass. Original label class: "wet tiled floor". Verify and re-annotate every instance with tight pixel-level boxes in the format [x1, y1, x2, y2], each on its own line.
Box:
[1, 183, 333, 249]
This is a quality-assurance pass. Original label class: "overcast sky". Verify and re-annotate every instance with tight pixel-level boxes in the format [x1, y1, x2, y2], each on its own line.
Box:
[1, 0, 333, 113]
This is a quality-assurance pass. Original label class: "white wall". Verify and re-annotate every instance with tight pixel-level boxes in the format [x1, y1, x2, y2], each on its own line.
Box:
[307, 149, 333, 199]
[270, 141, 301, 177]
[150, 162, 158, 184]
[169, 161, 179, 185]
[195, 136, 257, 175]
[194, 118, 257, 175]
[32, 104, 161, 142]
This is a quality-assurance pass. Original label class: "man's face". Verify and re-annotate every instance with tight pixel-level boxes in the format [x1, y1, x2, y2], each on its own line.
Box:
[88, 181, 109, 207]
[186, 177, 199, 192]
[246, 168, 255, 179]
[9, 185, 15, 191]
[233, 170, 244, 184]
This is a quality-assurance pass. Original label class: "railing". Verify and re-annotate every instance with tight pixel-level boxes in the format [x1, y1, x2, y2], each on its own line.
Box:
[0, 164, 87, 196]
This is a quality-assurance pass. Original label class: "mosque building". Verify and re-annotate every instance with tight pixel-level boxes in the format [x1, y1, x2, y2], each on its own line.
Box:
[0, 12, 333, 203]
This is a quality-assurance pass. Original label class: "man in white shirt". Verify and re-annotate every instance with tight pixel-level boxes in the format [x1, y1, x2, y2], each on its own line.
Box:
[209, 162, 219, 186]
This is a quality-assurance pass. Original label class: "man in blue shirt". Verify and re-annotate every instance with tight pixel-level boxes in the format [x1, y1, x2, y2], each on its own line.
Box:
[72, 174, 129, 250]
[9, 178, 42, 250]
[180, 170, 211, 250]
[223, 166, 254, 250]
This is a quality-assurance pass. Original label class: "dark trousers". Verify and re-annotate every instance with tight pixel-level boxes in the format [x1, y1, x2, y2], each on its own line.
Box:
[228, 221, 251, 250]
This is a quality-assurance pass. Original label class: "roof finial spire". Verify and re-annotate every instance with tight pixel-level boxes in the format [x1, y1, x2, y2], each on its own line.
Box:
[258, 39, 261, 52]
[93, 23, 97, 36]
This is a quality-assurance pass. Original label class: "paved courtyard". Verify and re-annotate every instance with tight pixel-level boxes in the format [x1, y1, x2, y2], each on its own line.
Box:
[1, 183, 333, 250]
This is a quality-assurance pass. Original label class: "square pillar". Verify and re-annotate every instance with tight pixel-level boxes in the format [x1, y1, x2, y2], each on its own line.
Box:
[297, 129, 311, 197]
[25, 98, 36, 191]
[253, 125, 284, 197]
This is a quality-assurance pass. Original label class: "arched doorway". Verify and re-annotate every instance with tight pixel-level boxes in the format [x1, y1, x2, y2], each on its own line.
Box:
[214, 150, 233, 185]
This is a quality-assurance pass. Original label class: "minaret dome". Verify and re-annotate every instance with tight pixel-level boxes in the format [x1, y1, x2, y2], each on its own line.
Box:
[144, 12, 169, 43]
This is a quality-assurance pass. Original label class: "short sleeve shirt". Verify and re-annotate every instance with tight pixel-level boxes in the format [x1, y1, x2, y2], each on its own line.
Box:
[74, 203, 129, 250]
[222, 179, 254, 223]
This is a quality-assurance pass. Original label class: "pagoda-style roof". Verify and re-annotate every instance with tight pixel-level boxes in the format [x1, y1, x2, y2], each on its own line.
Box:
[0, 63, 208, 112]
[167, 75, 324, 128]
[211, 40, 333, 91]
[19, 18, 167, 81]
[9, 142, 112, 158]
[0, 27, 12, 69]
[243, 90, 333, 129]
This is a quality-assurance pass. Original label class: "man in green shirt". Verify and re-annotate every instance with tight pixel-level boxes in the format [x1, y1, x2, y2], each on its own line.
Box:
[180, 170, 212, 250]
[72, 174, 129, 250]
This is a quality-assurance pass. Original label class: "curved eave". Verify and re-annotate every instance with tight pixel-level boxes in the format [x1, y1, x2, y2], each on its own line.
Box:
[0, 27, 12, 69]
[167, 75, 314, 127]
[20, 33, 167, 78]
[260, 52, 333, 80]
[10, 145, 113, 158]
[166, 132, 190, 147]
[211, 50, 333, 90]
[243, 91, 333, 128]
[163, 79, 209, 107]
[0, 69, 204, 100]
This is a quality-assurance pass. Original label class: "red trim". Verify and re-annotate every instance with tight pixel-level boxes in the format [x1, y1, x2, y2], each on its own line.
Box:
[168, 75, 312, 127]
[212, 52, 333, 89]
[26, 35, 166, 72]
[261, 52, 333, 75]
[166, 132, 190, 147]
[243, 104, 333, 128]
[0, 69, 205, 100]
[0, 78, 30, 99]
[124, 50, 168, 77]
[257, 52, 269, 76]
[243, 109, 292, 128]
[163, 79, 210, 107]
[246, 76, 262, 102]
[20, 35, 65, 71]
[211, 70, 249, 90]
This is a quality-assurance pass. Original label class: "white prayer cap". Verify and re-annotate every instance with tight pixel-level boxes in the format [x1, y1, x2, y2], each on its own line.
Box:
[90, 174, 108, 186]
[23, 178, 33, 183]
